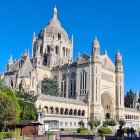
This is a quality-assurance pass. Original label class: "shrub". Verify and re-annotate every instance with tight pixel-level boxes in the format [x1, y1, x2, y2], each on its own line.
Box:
[77, 127, 89, 134]
[98, 127, 112, 134]
[0, 132, 14, 140]
[60, 128, 65, 131]
[4, 132, 12, 138]
[123, 127, 128, 133]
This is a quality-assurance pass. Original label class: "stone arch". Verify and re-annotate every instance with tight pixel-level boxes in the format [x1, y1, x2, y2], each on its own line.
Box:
[44, 106, 48, 113]
[55, 107, 59, 114]
[78, 110, 81, 116]
[65, 108, 68, 115]
[60, 108, 64, 114]
[101, 90, 114, 119]
[69, 109, 73, 115]
[82, 110, 85, 116]
[50, 107, 54, 114]
[74, 109, 77, 116]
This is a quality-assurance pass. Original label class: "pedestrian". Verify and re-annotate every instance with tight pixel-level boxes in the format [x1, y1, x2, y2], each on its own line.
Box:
[127, 127, 131, 139]
[131, 131, 137, 140]
[130, 127, 135, 135]
[116, 125, 124, 140]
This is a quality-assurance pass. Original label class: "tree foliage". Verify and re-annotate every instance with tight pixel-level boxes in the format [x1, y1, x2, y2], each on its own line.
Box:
[88, 119, 100, 130]
[118, 120, 126, 126]
[15, 90, 38, 121]
[124, 89, 135, 107]
[41, 77, 60, 96]
[103, 119, 116, 127]
[0, 87, 20, 131]
[78, 120, 84, 128]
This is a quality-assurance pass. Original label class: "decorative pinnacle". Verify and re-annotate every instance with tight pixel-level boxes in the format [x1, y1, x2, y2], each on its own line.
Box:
[53, 6, 57, 19]
[93, 36, 100, 48]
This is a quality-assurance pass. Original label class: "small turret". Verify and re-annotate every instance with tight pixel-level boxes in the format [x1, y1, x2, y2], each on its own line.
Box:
[92, 37, 100, 54]
[7, 54, 13, 71]
[33, 32, 36, 43]
[115, 50, 123, 72]
[115, 50, 122, 65]
[53, 6, 57, 19]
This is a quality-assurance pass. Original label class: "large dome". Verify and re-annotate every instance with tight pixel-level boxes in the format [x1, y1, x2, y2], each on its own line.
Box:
[44, 7, 69, 41]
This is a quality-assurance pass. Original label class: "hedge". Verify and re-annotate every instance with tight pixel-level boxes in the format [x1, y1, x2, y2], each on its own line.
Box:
[77, 127, 90, 134]
[98, 127, 112, 134]
[0, 129, 20, 140]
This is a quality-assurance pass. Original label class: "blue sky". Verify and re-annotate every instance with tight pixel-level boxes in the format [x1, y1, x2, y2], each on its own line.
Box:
[0, 0, 140, 93]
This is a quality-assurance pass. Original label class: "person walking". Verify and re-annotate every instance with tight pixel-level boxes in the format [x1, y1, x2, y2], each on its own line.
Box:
[131, 131, 137, 140]
[127, 127, 131, 139]
[116, 125, 124, 140]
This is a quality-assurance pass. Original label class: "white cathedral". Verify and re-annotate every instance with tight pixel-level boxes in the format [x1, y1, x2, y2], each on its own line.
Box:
[3, 7, 140, 131]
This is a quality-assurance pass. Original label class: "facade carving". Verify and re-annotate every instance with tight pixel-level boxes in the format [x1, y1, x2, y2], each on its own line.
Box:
[3, 7, 140, 130]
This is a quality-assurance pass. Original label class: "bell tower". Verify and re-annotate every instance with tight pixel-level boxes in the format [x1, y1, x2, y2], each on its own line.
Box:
[115, 51, 124, 119]
[90, 37, 102, 119]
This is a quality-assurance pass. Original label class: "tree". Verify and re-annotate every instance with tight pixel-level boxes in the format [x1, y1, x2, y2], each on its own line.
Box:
[124, 89, 135, 107]
[15, 90, 38, 121]
[78, 120, 84, 128]
[103, 119, 116, 127]
[0, 79, 6, 89]
[41, 77, 60, 96]
[118, 120, 126, 126]
[88, 119, 100, 130]
[0, 88, 20, 131]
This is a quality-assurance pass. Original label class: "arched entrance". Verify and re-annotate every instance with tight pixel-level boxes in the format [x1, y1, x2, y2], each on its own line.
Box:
[101, 92, 113, 119]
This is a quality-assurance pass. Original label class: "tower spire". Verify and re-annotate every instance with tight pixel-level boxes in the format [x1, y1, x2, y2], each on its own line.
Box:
[53, 6, 57, 19]
[92, 36, 100, 54]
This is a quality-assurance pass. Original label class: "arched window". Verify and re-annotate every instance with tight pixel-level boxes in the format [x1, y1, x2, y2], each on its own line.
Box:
[55, 46, 59, 55]
[44, 106, 48, 113]
[78, 110, 81, 116]
[65, 108, 68, 115]
[61, 74, 67, 98]
[60, 108, 64, 114]
[63, 47, 65, 56]
[82, 110, 85, 116]
[47, 45, 50, 54]
[70, 72, 76, 97]
[50, 107, 54, 114]
[80, 70, 87, 95]
[69, 109, 73, 115]
[55, 107, 59, 114]
[74, 109, 77, 116]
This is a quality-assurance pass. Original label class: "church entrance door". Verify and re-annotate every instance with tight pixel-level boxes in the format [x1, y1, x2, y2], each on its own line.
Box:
[101, 92, 113, 119]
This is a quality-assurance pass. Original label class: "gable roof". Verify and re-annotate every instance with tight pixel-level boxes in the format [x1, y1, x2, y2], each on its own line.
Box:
[101, 54, 115, 72]
[19, 53, 33, 77]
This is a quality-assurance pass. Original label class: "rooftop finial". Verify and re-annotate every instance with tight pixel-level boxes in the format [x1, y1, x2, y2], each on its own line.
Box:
[53, 6, 57, 19]
[9, 54, 13, 63]
[104, 50, 107, 55]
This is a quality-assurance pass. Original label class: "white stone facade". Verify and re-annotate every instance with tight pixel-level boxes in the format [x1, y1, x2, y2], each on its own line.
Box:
[3, 7, 140, 130]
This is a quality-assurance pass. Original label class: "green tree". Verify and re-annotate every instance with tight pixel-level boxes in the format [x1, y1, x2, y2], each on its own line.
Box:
[124, 89, 135, 107]
[88, 119, 100, 130]
[16, 90, 38, 121]
[0, 79, 6, 89]
[118, 120, 126, 126]
[103, 119, 116, 127]
[41, 77, 60, 96]
[0, 88, 20, 131]
[78, 120, 84, 128]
